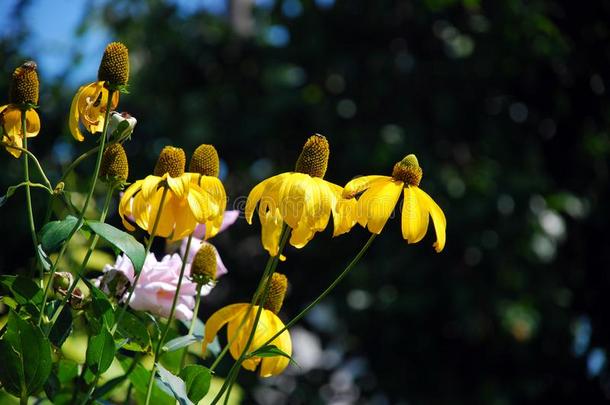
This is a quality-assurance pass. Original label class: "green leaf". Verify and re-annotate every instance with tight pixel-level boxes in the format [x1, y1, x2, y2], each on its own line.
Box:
[179, 317, 221, 356]
[85, 221, 146, 273]
[179, 365, 212, 403]
[0, 275, 43, 305]
[162, 334, 202, 353]
[248, 344, 298, 366]
[156, 363, 193, 405]
[49, 305, 73, 348]
[116, 311, 151, 352]
[36, 245, 52, 271]
[0, 311, 53, 397]
[44, 371, 60, 401]
[40, 215, 79, 252]
[85, 327, 116, 375]
[82, 278, 115, 329]
[57, 359, 78, 383]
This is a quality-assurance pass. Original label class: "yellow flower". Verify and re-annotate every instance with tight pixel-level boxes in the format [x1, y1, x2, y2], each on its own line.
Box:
[344, 154, 446, 252]
[119, 146, 226, 242]
[1, 61, 40, 158]
[245, 134, 356, 257]
[69, 42, 128, 141]
[203, 273, 292, 377]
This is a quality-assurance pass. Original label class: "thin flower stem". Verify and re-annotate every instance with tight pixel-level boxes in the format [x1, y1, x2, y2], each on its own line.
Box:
[211, 225, 291, 405]
[144, 233, 195, 405]
[21, 112, 40, 279]
[47, 183, 116, 327]
[111, 185, 170, 334]
[1, 141, 53, 190]
[38, 90, 115, 325]
[180, 282, 203, 369]
[258, 233, 376, 350]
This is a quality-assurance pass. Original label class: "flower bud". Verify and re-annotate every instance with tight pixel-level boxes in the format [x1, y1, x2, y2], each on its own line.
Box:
[391, 154, 422, 186]
[295, 134, 329, 178]
[263, 273, 288, 314]
[99, 143, 129, 183]
[190, 243, 217, 285]
[154, 146, 186, 177]
[98, 42, 130, 86]
[108, 111, 137, 140]
[98, 268, 131, 300]
[53, 271, 74, 295]
[189, 144, 220, 177]
[9, 61, 39, 105]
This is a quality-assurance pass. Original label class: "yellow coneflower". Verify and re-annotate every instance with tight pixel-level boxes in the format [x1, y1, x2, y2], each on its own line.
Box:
[69, 42, 128, 141]
[119, 146, 225, 242]
[188, 144, 226, 239]
[203, 273, 292, 377]
[343, 154, 446, 252]
[1, 61, 40, 158]
[245, 134, 356, 257]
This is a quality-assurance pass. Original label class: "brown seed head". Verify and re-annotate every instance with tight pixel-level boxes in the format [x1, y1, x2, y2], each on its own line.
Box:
[98, 42, 129, 86]
[99, 143, 129, 182]
[191, 243, 217, 285]
[9, 61, 39, 105]
[391, 154, 423, 186]
[263, 273, 288, 314]
[190, 144, 220, 177]
[154, 146, 186, 177]
[295, 134, 330, 178]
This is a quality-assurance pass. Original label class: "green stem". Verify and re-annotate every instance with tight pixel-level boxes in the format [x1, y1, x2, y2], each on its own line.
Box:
[21, 112, 40, 281]
[112, 185, 170, 334]
[211, 225, 290, 405]
[38, 90, 115, 325]
[80, 375, 100, 405]
[258, 233, 377, 349]
[144, 234, 195, 405]
[180, 282, 203, 369]
[47, 183, 116, 328]
[1, 141, 52, 190]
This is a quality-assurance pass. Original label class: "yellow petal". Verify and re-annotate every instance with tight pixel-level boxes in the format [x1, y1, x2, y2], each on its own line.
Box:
[187, 185, 215, 223]
[289, 221, 315, 249]
[170, 196, 197, 241]
[2, 106, 22, 138]
[25, 109, 40, 137]
[343, 175, 391, 198]
[119, 181, 143, 231]
[203, 303, 248, 353]
[199, 176, 227, 213]
[401, 186, 429, 244]
[2, 133, 22, 158]
[141, 175, 162, 201]
[259, 312, 291, 377]
[278, 174, 309, 229]
[167, 174, 190, 199]
[69, 84, 88, 141]
[245, 174, 282, 224]
[357, 179, 403, 234]
[415, 187, 447, 252]
[260, 208, 283, 257]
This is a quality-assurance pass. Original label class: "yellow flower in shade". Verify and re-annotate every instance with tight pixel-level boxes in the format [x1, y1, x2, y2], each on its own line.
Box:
[119, 146, 226, 242]
[245, 134, 356, 257]
[1, 61, 40, 158]
[203, 273, 292, 377]
[69, 42, 128, 141]
[343, 154, 447, 252]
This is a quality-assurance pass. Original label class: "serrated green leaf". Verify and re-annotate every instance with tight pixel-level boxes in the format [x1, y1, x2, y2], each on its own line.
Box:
[0, 311, 53, 397]
[85, 221, 146, 273]
[179, 365, 211, 403]
[40, 215, 80, 252]
[85, 327, 116, 375]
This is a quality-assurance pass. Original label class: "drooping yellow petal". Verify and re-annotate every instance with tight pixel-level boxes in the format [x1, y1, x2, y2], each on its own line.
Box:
[170, 194, 198, 241]
[258, 311, 292, 377]
[357, 178, 403, 234]
[343, 175, 391, 198]
[245, 174, 283, 224]
[202, 303, 248, 353]
[401, 186, 429, 244]
[414, 187, 446, 252]
[119, 180, 143, 231]
[187, 185, 215, 223]
[2, 132, 23, 158]
[167, 174, 190, 199]
[2, 106, 22, 138]
[289, 221, 316, 249]
[260, 208, 283, 257]
[69, 84, 88, 141]
[198, 176, 227, 213]
[141, 175, 162, 201]
[278, 174, 309, 229]
[25, 109, 40, 137]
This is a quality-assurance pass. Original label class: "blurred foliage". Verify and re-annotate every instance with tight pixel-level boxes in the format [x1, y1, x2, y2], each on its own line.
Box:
[1, 0, 610, 403]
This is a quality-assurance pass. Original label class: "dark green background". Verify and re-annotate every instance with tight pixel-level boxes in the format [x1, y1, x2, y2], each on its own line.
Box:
[1, 0, 610, 403]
